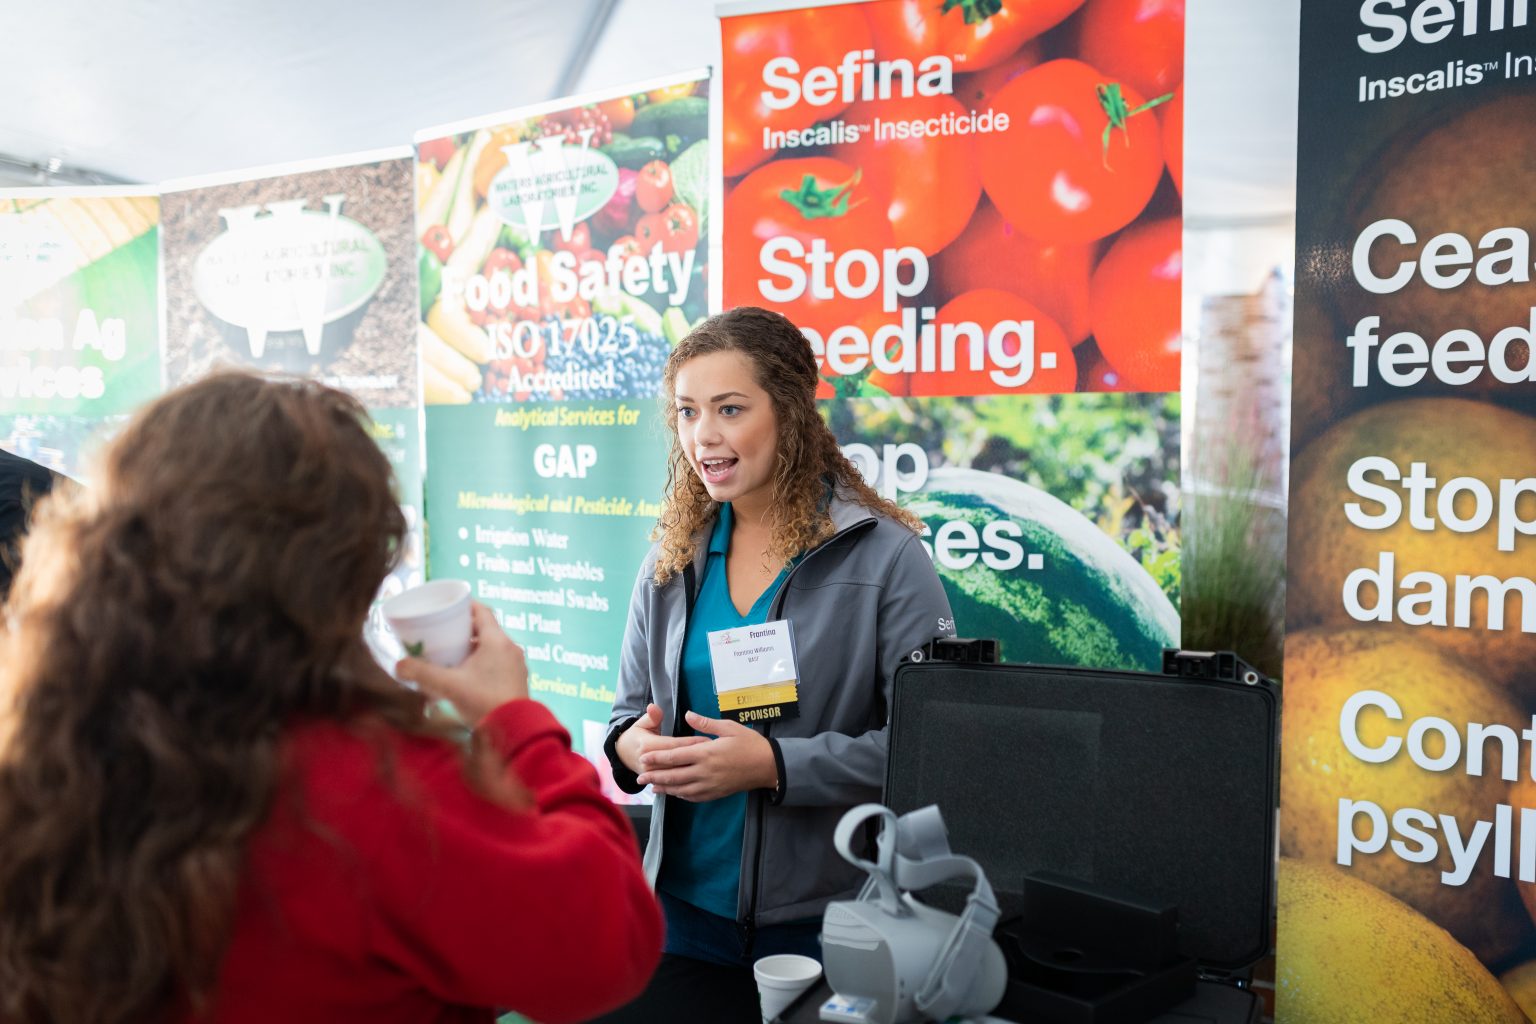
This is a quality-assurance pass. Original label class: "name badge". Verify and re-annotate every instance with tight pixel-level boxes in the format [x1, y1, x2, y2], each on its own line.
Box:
[707, 619, 800, 723]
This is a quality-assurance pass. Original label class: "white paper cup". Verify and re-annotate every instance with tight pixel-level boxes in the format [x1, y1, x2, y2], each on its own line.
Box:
[381, 579, 472, 667]
[754, 953, 822, 1023]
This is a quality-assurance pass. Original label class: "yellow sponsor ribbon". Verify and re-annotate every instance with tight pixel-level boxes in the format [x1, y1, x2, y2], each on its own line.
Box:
[720, 681, 799, 712]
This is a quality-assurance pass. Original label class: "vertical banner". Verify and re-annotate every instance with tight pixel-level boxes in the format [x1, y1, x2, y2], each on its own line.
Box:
[0, 189, 162, 478]
[1283, 7, 1536, 1021]
[720, 0, 1183, 670]
[416, 71, 711, 799]
[160, 152, 426, 598]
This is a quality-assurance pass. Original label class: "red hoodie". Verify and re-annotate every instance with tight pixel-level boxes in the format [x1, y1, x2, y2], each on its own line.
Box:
[197, 699, 661, 1023]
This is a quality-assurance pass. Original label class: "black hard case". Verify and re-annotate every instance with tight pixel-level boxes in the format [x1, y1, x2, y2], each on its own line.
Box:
[881, 651, 1278, 1024]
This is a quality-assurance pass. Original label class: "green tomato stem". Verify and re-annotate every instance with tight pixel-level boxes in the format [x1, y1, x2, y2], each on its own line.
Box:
[779, 170, 866, 222]
[941, 0, 1003, 25]
[1097, 84, 1175, 171]
[825, 330, 903, 397]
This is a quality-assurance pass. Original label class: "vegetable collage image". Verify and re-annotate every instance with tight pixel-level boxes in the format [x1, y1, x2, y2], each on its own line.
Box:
[416, 80, 710, 404]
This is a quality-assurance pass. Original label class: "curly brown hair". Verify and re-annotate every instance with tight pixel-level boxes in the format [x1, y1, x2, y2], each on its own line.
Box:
[652, 306, 920, 584]
[0, 373, 445, 1023]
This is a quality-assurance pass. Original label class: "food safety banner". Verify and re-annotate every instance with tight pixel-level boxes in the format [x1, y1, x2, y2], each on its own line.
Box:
[160, 152, 426, 597]
[415, 71, 710, 800]
[720, 0, 1183, 672]
[1282, 5, 1536, 1019]
[0, 188, 163, 478]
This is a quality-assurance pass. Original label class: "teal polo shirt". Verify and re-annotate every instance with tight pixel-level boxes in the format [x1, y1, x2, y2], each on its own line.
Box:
[657, 503, 793, 919]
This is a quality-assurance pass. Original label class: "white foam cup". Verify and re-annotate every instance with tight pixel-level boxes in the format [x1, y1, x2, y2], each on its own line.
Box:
[381, 579, 473, 667]
[754, 953, 822, 1023]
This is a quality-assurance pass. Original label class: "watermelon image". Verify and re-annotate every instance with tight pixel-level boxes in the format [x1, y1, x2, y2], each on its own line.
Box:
[908, 467, 1179, 672]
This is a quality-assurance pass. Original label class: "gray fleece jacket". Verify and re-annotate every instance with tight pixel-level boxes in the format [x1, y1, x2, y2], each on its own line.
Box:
[604, 490, 955, 928]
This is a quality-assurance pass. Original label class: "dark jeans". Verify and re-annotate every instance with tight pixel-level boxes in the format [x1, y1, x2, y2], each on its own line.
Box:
[586, 891, 822, 1023]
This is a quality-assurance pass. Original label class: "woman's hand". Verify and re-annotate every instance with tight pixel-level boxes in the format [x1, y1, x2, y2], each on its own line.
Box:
[615, 703, 708, 775]
[396, 602, 528, 727]
[637, 710, 778, 802]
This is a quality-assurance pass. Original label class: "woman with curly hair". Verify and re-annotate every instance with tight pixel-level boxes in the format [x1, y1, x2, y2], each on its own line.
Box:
[600, 307, 955, 1020]
[0, 372, 661, 1024]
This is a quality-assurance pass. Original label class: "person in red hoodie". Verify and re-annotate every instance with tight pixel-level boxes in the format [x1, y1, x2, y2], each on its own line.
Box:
[0, 372, 662, 1024]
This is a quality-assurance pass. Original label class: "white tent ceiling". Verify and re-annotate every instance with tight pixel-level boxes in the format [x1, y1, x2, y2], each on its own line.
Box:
[1, 0, 1298, 224]
[1, 0, 613, 184]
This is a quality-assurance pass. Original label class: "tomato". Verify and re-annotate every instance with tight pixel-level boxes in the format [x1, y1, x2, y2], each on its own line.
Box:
[829, 93, 981, 257]
[553, 222, 591, 254]
[720, 7, 873, 177]
[979, 60, 1165, 243]
[817, 310, 912, 398]
[908, 289, 1077, 397]
[931, 199, 1095, 345]
[635, 213, 665, 252]
[1089, 217, 1181, 392]
[1161, 86, 1183, 195]
[724, 157, 895, 339]
[420, 223, 454, 263]
[637, 160, 675, 214]
[865, 0, 1085, 71]
[598, 96, 636, 132]
[532, 284, 591, 322]
[950, 42, 1044, 107]
[1075, 341, 1136, 391]
[483, 248, 523, 317]
[609, 235, 642, 262]
[571, 248, 606, 272]
[484, 247, 522, 288]
[417, 136, 456, 171]
[636, 206, 698, 253]
[1077, 0, 1185, 101]
[867, 364, 912, 398]
[659, 203, 700, 253]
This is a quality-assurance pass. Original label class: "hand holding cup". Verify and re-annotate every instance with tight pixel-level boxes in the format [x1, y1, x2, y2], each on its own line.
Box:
[381, 578, 474, 667]
[395, 601, 529, 726]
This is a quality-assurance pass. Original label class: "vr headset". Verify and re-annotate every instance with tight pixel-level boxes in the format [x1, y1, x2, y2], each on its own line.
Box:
[820, 803, 1006, 1024]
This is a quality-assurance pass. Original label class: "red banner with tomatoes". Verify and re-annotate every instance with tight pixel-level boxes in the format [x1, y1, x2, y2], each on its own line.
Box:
[719, 0, 1185, 678]
[720, 0, 1183, 398]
